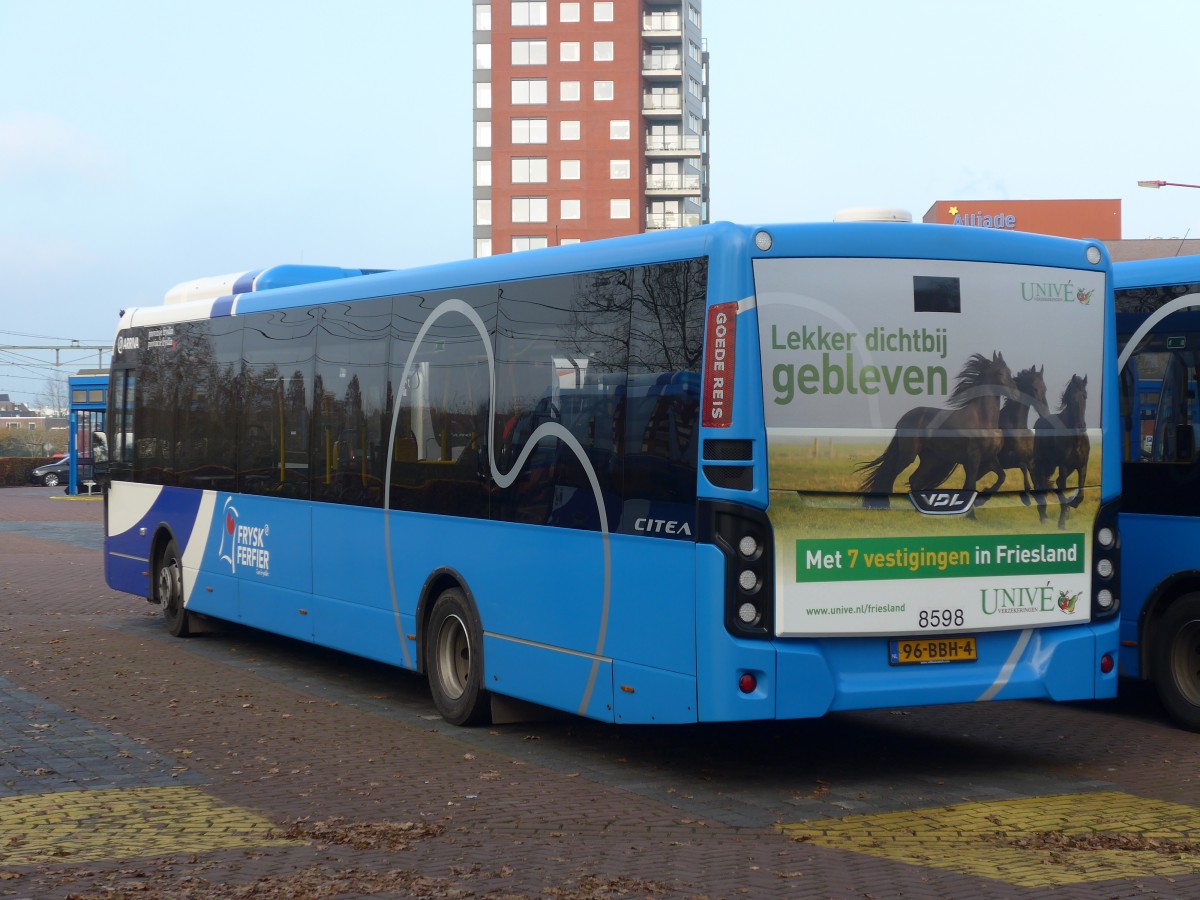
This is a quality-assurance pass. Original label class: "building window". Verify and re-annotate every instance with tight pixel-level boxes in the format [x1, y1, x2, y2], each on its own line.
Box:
[512, 157, 548, 183]
[593, 81, 614, 101]
[512, 118, 548, 144]
[560, 41, 580, 62]
[593, 2, 614, 22]
[512, 236, 549, 252]
[560, 2, 580, 23]
[560, 80, 580, 101]
[560, 238, 581, 246]
[688, 113, 701, 133]
[512, 79, 548, 104]
[476, 199, 492, 226]
[609, 120, 630, 140]
[561, 199, 581, 220]
[610, 198, 630, 219]
[689, 77, 702, 100]
[476, 160, 492, 186]
[593, 41, 614, 61]
[561, 159, 581, 180]
[511, 1, 547, 26]
[560, 120, 580, 140]
[475, 238, 492, 257]
[475, 82, 492, 108]
[475, 43, 491, 70]
[610, 159, 630, 179]
[689, 40, 701, 63]
[512, 40, 548, 65]
[475, 4, 491, 30]
[512, 197, 549, 223]
[475, 121, 492, 148]
[688, 4, 701, 27]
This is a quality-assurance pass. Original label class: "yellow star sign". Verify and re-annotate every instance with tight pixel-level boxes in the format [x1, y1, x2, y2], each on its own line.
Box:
[949, 206, 959, 215]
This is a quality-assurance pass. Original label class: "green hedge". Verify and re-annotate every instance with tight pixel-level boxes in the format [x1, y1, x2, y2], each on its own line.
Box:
[0, 457, 56, 486]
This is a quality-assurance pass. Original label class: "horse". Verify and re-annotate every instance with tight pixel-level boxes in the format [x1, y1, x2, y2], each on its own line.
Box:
[973, 364, 1049, 507]
[1029, 373, 1089, 529]
[857, 352, 1017, 509]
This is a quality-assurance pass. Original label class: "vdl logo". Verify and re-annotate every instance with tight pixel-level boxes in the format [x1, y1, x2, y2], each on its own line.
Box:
[217, 497, 272, 576]
[909, 490, 977, 516]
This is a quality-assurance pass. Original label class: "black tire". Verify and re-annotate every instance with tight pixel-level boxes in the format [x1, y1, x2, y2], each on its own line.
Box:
[43, 473, 59, 487]
[1153, 593, 1200, 731]
[425, 587, 490, 726]
[156, 539, 191, 638]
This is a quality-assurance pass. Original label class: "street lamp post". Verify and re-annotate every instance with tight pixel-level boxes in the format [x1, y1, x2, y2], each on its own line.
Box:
[1138, 180, 1200, 189]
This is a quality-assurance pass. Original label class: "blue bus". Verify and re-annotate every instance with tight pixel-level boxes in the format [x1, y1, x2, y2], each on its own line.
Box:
[1114, 254, 1200, 729]
[103, 222, 1120, 725]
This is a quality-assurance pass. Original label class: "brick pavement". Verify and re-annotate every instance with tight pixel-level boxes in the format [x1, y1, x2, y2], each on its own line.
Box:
[0, 486, 1198, 898]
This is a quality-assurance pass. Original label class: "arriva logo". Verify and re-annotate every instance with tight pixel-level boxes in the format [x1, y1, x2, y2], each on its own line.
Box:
[909, 490, 976, 516]
[217, 497, 271, 577]
[117, 335, 140, 353]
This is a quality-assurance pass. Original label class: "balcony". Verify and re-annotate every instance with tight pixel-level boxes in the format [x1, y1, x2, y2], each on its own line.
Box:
[646, 212, 703, 230]
[642, 13, 682, 37]
[643, 53, 682, 78]
[642, 93, 683, 117]
[645, 173, 703, 196]
[645, 133, 703, 157]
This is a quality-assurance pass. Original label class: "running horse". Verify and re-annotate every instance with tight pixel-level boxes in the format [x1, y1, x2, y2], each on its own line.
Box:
[857, 352, 1017, 509]
[1030, 373, 1089, 529]
[974, 364, 1049, 508]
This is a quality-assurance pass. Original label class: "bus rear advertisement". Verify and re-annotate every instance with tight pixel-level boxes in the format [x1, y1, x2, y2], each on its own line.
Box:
[103, 222, 1120, 726]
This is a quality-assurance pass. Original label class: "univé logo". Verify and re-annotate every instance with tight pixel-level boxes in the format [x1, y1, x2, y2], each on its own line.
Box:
[1057, 590, 1081, 614]
[909, 490, 976, 516]
[1020, 281, 1093, 305]
[217, 497, 271, 576]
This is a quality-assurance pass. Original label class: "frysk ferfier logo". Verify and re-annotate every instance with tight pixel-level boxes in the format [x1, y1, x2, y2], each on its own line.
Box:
[218, 497, 271, 577]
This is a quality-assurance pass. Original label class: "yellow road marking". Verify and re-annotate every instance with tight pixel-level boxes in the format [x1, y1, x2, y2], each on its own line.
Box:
[0, 786, 293, 866]
[780, 791, 1200, 888]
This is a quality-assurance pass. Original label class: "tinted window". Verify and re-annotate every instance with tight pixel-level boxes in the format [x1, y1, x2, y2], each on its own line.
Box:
[134, 325, 180, 485]
[491, 260, 706, 534]
[622, 261, 705, 528]
[240, 308, 318, 499]
[312, 299, 392, 507]
[175, 318, 241, 491]
[391, 291, 495, 519]
[492, 270, 628, 529]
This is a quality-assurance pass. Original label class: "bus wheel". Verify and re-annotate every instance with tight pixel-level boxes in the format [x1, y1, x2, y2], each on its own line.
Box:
[157, 539, 191, 638]
[426, 587, 490, 726]
[1154, 594, 1200, 731]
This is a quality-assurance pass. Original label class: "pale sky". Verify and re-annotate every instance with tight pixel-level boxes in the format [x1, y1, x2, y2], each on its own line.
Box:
[3, 0, 1198, 406]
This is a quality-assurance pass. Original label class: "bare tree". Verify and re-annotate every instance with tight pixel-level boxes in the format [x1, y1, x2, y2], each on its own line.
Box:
[38, 375, 69, 417]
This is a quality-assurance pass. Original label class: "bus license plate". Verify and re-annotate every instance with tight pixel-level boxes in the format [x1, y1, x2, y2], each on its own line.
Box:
[888, 637, 977, 665]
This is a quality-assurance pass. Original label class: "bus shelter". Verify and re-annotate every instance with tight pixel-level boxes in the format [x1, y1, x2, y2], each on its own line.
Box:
[68, 373, 107, 495]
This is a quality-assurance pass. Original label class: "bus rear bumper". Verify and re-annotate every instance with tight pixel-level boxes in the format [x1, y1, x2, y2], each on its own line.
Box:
[772, 621, 1120, 717]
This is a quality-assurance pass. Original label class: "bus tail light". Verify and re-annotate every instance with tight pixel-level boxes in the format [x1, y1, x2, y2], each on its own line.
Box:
[1091, 500, 1119, 620]
[700, 501, 774, 638]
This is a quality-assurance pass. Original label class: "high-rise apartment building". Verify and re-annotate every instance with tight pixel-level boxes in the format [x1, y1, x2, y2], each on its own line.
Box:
[472, 0, 708, 256]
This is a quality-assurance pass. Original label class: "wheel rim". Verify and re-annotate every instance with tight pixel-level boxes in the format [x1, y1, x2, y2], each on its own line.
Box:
[159, 555, 182, 616]
[434, 614, 471, 701]
[45, 474, 58, 486]
[1169, 618, 1200, 707]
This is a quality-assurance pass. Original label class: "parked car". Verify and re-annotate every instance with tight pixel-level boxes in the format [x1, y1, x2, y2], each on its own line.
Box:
[30, 457, 70, 487]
